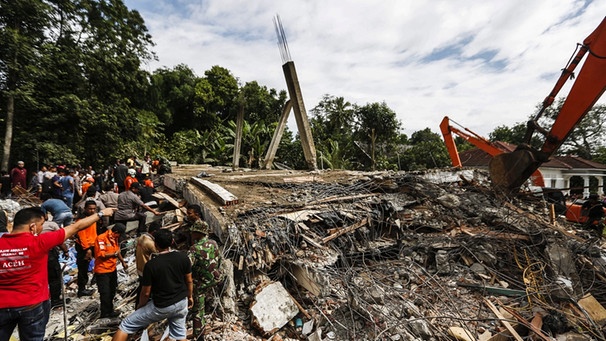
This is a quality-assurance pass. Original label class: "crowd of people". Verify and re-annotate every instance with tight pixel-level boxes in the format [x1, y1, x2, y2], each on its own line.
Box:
[0, 155, 171, 202]
[0, 156, 222, 341]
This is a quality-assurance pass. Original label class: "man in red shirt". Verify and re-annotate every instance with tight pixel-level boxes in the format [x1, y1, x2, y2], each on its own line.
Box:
[0, 206, 116, 341]
[10, 161, 27, 189]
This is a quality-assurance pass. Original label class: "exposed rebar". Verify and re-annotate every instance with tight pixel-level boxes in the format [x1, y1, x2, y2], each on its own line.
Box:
[273, 14, 292, 64]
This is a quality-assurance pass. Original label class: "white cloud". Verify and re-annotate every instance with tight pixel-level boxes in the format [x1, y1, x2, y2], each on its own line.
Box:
[127, 0, 606, 138]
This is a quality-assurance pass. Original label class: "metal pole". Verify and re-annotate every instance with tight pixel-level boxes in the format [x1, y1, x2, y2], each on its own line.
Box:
[61, 262, 68, 340]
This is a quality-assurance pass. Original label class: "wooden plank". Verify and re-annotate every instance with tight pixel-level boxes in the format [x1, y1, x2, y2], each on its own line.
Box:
[307, 193, 376, 206]
[322, 218, 369, 244]
[154, 192, 183, 210]
[301, 234, 326, 249]
[448, 326, 476, 341]
[530, 313, 543, 340]
[578, 293, 606, 327]
[483, 299, 523, 341]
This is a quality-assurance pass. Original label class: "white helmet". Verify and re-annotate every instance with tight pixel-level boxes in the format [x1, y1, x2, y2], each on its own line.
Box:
[128, 169, 136, 176]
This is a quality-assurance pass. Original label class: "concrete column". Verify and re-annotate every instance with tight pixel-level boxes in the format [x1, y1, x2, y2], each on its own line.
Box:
[232, 105, 244, 169]
[563, 176, 570, 196]
[584, 176, 590, 198]
[262, 100, 292, 169]
[598, 176, 604, 196]
[282, 61, 317, 170]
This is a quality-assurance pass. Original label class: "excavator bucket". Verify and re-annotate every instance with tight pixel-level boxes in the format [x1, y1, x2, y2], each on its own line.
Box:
[488, 149, 543, 192]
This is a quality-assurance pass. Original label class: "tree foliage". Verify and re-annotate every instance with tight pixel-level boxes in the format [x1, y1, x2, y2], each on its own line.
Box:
[539, 98, 606, 159]
[401, 128, 450, 171]
[6, 0, 577, 175]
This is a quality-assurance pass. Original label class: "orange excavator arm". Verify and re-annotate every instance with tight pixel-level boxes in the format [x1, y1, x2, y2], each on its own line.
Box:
[440, 116, 504, 167]
[440, 116, 545, 187]
[490, 17, 606, 192]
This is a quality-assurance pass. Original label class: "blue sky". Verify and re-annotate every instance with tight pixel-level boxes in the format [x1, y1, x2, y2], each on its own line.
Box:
[124, 0, 605, 137]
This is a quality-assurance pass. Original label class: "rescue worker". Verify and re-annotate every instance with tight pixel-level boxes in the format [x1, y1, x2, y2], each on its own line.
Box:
[124, 168, 138, 192]
[188, 218, 222, 339]
[114, 182, 162, 235]
[94, 223, 128, 318]
[75, 200, 99, 297]
[174, 204, 203, 249]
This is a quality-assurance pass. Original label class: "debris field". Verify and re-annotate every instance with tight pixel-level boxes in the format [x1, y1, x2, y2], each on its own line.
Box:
[40, 167, 606, 341]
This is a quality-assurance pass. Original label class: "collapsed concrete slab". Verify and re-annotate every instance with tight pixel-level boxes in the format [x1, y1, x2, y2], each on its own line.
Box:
[250, 281, 300, 335]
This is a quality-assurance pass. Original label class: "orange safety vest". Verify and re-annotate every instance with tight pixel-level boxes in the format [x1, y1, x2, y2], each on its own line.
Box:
[124, 177, 139, 192]
[76, 221, 97, 249]
[94, 230, 120, 274]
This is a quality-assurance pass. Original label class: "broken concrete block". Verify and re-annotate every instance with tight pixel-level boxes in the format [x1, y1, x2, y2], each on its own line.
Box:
[221, 259, 237, 315]
[435, 250, 452, 274]
[408, 319, 432, 338]
[546, 243, 582, 297]
[470, 263, 487, 275]
[302, 320, 314, 335]
[437, 194, 461, 209]
[250, 282, 299, 335]
[307, 327, 322, 341]
[289, 264, 330, 297]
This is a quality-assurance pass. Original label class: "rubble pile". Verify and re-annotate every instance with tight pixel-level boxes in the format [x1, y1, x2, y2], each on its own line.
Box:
[39, 168, 606, 340]
[210, 169, 606, 340]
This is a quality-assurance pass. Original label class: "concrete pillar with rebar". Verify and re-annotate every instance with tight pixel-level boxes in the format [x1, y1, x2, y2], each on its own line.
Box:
[265, 15, 317, 170]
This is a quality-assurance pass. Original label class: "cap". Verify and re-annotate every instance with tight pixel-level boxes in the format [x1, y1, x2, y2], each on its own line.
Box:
[189, 220, 210, 234]
[128, 169, 136, 176]
[112, 223, 127, 234]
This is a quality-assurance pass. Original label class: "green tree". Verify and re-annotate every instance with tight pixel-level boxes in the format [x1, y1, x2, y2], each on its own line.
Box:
[352, 102, 401, 170]
[318, 140, 350, 170]
[275, 127, 305, 169]
[539, 98, 606, 159]
[148, 64, 198, 137]
[240, 81, 287, 123]
[488, 122, 543, 150]
[401, 128, 450, 171]
[194, 65, 239, 131]
[11, 0, 155, 167]
[0, 0, 50, 170]
[311, 95, 355, 137]
[310, 95, 357, 170]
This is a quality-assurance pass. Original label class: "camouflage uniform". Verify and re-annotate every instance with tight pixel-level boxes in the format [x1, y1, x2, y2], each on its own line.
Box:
[188, 220, 222, 338]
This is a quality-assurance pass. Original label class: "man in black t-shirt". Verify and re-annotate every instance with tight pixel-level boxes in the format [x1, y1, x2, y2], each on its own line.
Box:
[112, 229, 193, 341]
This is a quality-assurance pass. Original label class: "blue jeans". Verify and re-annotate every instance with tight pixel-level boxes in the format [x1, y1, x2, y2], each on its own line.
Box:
[119, 298, 188, 340]
[0, 300, 50, 341]
[53, 211, 73, 227]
